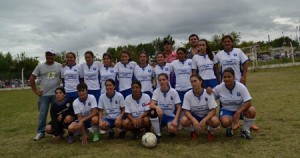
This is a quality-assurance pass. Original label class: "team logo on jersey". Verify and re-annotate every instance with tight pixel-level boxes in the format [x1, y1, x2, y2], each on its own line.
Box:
[170, 96, 173, 100]
[165, 68, 169, 71]
[115, 100, 118, 104]
[148, 69, 151, 72]
[129, 66, 133, 70]
[66, 103, 70, 107]
[110, 70, 114, 73]
[93, 67, 97, 71]
[234, 53, 237, 56]
[88, 102, 91, 106]
[188, 62, 192, 66]
[237, 92, 241, 96]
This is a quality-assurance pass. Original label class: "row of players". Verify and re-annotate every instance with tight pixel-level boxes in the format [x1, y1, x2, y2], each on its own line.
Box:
[46, 69, 256, 144]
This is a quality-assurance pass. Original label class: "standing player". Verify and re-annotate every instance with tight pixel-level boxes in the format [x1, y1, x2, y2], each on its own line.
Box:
[100, 53, 117, 95]
[149, 73, 182, 141]
[134, 51, 155, 97]
[115, 50, 137, 98]
[68, 83, 99, 144]
[212, 68, 256, 140]
[98, 79, 126, 139]
[81, 51, 102, 103]
[30, 48, 61, 141]
[187, 34, 200, 59]
[192, 39, 219, 88]
[153, 52, 173, 89]
[61, 52, 83, 101]
[180, 74, 220, 141]
[122, 81, 151, 139]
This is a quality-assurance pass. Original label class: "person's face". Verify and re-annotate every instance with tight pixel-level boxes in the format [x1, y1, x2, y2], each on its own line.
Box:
[222, 38, 233, 50]
[55, 89, 65, 101]
[45, 52, 55, 63]
[105, 81, 115, 93]
[121, 53, 129, 64]
[164, 43, 172, 52]
[103, 55, 112, 66]
[157, 54, 165, 64]
[158, 75, 168, 88]
[223, 72, 235, 86]
[139, 53, 147, 64]
[190, 76, 202, 90]
[131, 84, 141, 96]
[177, 50, 186, 61]
[78, 89, 87, 100]
[199, 41, 207, 53]
[66, 54, 75, 65]
[85, 54, 93, 64]
[189, 36, 199, 47]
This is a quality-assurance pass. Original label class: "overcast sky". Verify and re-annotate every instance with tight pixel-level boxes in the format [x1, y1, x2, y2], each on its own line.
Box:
[1, 0, 299, 62]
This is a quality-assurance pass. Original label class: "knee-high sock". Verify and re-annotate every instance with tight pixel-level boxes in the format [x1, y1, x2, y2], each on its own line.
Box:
[243, 117, 255, 131]
[150, 117, 161, 136]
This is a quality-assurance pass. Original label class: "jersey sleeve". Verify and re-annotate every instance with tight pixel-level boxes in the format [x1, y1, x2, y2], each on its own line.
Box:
[173, 90, 181, 104]
[212, 53, 218, 64]
[119, 94, 125, 108]
[152, 89, 158, 101]
[144, 95, 151, 111]
[32, 64, 41, 77]
[238, 49, 249, 64]
[72, 100, 81, 115]
[90, 95, 98, 109]
[124, 98, 131, 114]
[207, 93, 218, 109]
[192, 56, 197, 70]
[240, 84, 252, 103]
[182, 93, 191, 110]
[212, 84, 221, 99]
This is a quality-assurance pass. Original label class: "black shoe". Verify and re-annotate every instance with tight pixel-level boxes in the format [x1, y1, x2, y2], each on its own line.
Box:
[169, 132, 176, 138]
[108, 131, 114, 140]
[132, 129, 140, 139]
[225, 128, 233, 137]
[156, 135, 161, 144]
[241, 130, 252, 140]
[119, 131, 126, 139]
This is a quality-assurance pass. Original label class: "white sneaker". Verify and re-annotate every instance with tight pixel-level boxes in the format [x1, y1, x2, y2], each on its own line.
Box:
[100, 129, 106, 135]
[34, 133, 45, 141]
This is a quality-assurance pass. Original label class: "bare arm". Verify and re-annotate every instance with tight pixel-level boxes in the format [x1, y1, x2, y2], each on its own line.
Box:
[29, 74, 42, 96]
[240, 62, 248, 84]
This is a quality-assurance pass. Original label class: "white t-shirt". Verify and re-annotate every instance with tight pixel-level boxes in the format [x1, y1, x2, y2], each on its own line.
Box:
[152, 87, 181, 117]
[213, 81, 252, 112]
[154, 63, 172, 89]
[100, 66, 117, 94]
[192, 53, 218, 80]
[73, 94, 97, 117]
[216, 48, 248, 81]
[171, 59, 193, 91]
[98, 91, 125, 119]
[81, 61, 102, 90]
[182, 89, 218, 118]
[115, 61, 137, 91]
[125, 93, 151, 118]
[61, 64, 82, 93]
[134, 64, 154, 93]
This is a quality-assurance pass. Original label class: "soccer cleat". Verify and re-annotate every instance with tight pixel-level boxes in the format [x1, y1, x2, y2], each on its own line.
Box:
[191, 131, 197, 141]
[156, 135, 161, 144]
[92, 133, 100, 142]
[119, 131, 126, 139]
[207, 131, 214, 141]
[241, 130, 252, 140]
[108, 131, 115, 139]
[34, 133, 45, 141]
[67, 136, 76, 144]
[225, 128, 233, 137]
[250, 124, 259, 131]
[132, 129, 140, 139]
[232, 122, 240, 130]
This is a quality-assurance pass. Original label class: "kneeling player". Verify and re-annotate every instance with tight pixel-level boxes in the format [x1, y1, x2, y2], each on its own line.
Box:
[122, 81, 151, 139]
[150, 73, 182, 141]
[68, 83, 99, 144]
[98, 79, 126, 139]
[180, 74, 220, 141]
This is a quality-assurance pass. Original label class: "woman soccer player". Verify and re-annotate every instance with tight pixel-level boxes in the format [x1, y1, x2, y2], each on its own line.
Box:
[122, 81, 151, 139]
[149, 73, 181, 141]
[100, 53, 117, 95]
[45, 87, 75, 143]
[61, 52, 83, 101]
[153, 52, 173, 89]
[192, 39, 219, 88]
[180, 74, 219, 141]
[133, 51, 155, 98]
[212, 68, 256, 140]
[98, 79, 126, 139]
[81, 51, 102, 103]
[115, 50, 137, 98]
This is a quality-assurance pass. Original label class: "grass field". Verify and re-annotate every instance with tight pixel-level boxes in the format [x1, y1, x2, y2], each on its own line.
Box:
[0, 66, 300, 158]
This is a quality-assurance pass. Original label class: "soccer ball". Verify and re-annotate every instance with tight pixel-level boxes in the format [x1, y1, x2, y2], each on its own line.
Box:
[141, 132, 157, 148]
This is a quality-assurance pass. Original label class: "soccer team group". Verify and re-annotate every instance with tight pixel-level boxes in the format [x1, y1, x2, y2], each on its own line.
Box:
[30, 34, 258, 145]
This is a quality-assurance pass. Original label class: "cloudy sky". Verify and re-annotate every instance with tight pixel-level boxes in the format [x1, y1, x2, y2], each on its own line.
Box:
[1, 0, 299, 62]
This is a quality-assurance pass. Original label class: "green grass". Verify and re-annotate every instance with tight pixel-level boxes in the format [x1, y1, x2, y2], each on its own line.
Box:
[248, 56, 300, 66]
[1, 66, 300, 158]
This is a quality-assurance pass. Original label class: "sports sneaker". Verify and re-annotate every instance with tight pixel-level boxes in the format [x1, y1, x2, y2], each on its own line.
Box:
[67, 136, 76, 144]
[132, 129, 140, 139]
[225, 128, 233, 137]
[191, 131, 197, 141]
[232, 122, 240, 130]
[207, 130, 214, 141]
[250, 124, 259, 131]
[119, 131, 126, 139]
[108, 131, 115, 139]
[100, 129, 106, 135]
[92, 133, 100, 142]
[241, 130, 252, 140]
[34, 133, 45, 141]
[156, 135, 161, 144]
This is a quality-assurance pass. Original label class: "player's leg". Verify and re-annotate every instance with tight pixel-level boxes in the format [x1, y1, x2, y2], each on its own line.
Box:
[45, 124, 52, 134]
[220, 109, 234, 137]
[149, 109, 161, 141]
[206, 115, 220, 141]
[241, 106, 256, 140]
[91, 116, 100, 142]
[122, 118, 134, 131]
[142, 116, 151, 132]
[34, 95, 52, 140]
[180, 115, 197, 140]
[167, 115, 178, 137]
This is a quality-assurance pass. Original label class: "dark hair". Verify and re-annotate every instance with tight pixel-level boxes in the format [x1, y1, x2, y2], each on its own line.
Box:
[156, 52, 165, 58]
[55, 87, 66, 94]
[190, 74, 203, 81]
[189, 34, 199, 41]
[120, 50, 132, 62]
[139, 51, 149, 63]
[158, 73, 169, 80]
[66, 52, 76, 59]
[222, 35, 234, 43]
[176, 47, 187, 54]
[103, 53, 113, 60]
[85, 51, 94, 58]
[131, 80, 142, 89]
[223, 67, 235, 76]
[77, 83, 88, 91]
[105, 78, 116, 86]
[199, 39, 214, 61]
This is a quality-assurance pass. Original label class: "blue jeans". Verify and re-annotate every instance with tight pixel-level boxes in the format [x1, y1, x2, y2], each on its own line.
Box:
[37, 95, 55, 133]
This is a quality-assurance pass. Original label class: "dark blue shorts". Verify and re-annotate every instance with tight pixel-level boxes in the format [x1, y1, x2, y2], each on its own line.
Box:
[75, 120, 91, 129]
[120, 88, 132, 98]
[143, 91, 153, 98]
[66, 92, 78, 102]
[219, 109, 243, 120]
[191, 113, 205, 122]
[160, 114, 174, 126]
[202, 79, 218, 89]
[104, 118, 116, 128]
[88, 89, 100, 103]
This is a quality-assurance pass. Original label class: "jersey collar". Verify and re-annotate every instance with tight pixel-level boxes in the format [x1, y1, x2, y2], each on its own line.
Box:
[158, 62, 166, 70]
[132, 92, 143, 104]
[106, 91, 116, 102]
[225, 81, 236, 94]
[160, 87, 170, 98]
[193, 89, 204, 100]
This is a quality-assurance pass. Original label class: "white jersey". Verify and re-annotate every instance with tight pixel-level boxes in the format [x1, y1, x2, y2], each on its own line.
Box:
[73, 94, 97, 117]
[61, 64, 82, 93]
[100, 66, 117, 94]
[134, 64, 154, 93]
[216, 48, 248, 81]
[98, 91, 125, 119]
[171, 59, 193, 91]
[213, 81, 252, 112]
[154, 63, 172, 89]
[182, 89, 218, 118]
[192, 53, 218, 80]
[125, 93, 151, 118]
[152, 87, 181, 117]
[115, 61, 137, 91]
[81, 61, 102, 90]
